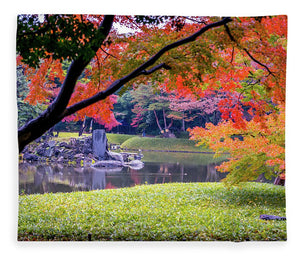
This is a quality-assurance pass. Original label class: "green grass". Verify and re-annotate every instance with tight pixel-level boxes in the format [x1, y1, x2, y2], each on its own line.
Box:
[56, 132, 90, 142]
[53, 133, 211, 153]
[18, 182, 286, 241]
[121, 136, 211, 153]
[142, 151, 227, 165]
[106, 133, 136, 145]
[55, 132, 135, 145]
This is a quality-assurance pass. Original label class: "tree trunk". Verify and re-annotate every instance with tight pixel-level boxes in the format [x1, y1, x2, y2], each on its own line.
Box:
[182, 112, 185, 131]
[166, 118, 173, 130]
[79, 116, 87, 136]
[89, 118, 93, 133]
[163, 107, 167, 130]
[153, 110, 163, 132]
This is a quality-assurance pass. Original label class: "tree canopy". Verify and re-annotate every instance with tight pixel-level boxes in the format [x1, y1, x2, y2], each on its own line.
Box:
[17, 14, 287, 184]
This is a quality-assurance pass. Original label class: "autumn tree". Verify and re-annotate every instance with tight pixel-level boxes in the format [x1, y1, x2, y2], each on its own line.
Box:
[187, 16, 287, 184]
[17, 15, 233, 152]
[161, 89, 226, 130]
[17, 12, 287, 188]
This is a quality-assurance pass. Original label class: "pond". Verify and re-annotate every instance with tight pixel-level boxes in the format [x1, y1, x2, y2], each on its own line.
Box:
[18, 152, 270, 194]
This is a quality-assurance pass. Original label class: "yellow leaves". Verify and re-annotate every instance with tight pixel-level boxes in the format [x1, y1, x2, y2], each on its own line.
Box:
[189, 105, 285, 180]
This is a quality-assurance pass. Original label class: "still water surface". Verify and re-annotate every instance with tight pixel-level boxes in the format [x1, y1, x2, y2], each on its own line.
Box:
[19, 152, 228, 194]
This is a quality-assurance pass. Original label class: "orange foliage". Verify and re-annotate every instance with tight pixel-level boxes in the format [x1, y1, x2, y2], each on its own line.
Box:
[189, 105, 285, 184]
[17, 15, 287, 164]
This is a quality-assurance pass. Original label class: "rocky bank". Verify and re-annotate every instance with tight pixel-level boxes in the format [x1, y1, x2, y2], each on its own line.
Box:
[20, 136, 143, 169]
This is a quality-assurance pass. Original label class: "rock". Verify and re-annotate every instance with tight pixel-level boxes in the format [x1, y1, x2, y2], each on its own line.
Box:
[92, 129, 107, 159]
[83, 143, 92, 154]
[23, 153, 39, 161]
[106, 151, 124, 165]
[36, 147, 46, 156]
[92, 160, 124, 168]
[21, 131, 144, 168]
[74, 153, 84, 159]
[53, 148, 61, 157]
[260, 214, 286, 220]
[125, 159, 144, 169]
[44, 147, 53, 157]
[48, 140, 56, 147]
[57, 156, 64, 163]
[59, 142, 71, 149]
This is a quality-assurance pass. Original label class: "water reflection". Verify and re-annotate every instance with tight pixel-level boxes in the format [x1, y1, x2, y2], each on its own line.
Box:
[19, 160, 228, 194]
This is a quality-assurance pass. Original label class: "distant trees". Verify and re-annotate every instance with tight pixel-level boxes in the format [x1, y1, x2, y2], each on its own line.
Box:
[17, 66, 44, 128]
[130, 84, 174, 136]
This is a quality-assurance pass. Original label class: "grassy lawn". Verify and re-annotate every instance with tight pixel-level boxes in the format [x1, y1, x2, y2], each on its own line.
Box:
[54, 132, 135, 145]
[55, 132, 90, 142]
[106, 133, 136, 145]
[121, 136, 211, 153]
[53, 132, 212, 153]
[141, 151, 227, 165]
[18, 182, 286, 241]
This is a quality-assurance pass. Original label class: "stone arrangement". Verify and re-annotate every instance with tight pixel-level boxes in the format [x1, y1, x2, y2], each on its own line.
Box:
[21, 136, 95, 165]
[20, 130, 144, 169]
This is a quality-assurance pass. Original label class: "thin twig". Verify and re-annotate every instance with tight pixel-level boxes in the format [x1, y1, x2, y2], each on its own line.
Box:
[100, 46, 119, 60]
[95, 53, 102, 90]
[224, 23, 275, 77]
[230, 47, 235, 63]
[182, 16, 207, 25]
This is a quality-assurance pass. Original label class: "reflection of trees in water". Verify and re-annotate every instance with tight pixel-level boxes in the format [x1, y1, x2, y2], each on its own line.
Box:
[154, 164, 172, 184]
[19, 164, 108, 194]
[19, 161, 229, 194]
[206, 163, 219, 182]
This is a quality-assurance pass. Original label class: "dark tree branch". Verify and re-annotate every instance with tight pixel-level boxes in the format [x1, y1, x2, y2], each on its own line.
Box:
[224, 23, 275, 76]
[63, 17, 232, 117]
[230, 47, 235, 63]
[243, 48, 275, 76]
[100, 46, 119, 60]
[140, 63, 171, 75]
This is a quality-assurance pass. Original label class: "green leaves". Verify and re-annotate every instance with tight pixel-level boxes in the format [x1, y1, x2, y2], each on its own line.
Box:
[17, 15, 100, 67]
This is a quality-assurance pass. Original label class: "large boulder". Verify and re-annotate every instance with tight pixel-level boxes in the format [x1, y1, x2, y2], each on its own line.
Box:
[92, 129, 107, 159]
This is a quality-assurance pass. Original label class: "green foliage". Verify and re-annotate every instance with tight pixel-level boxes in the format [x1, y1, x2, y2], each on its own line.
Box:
[130, 84, 174, 134]
[17, 15, 98, 67]
[113, 90, 135, 130]
[18, 182, 286, 241]
[17, 66, 44, 127]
